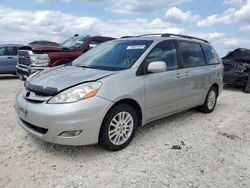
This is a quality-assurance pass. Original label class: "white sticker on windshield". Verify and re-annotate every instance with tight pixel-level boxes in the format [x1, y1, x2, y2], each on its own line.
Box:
[126, 45, 145, 50]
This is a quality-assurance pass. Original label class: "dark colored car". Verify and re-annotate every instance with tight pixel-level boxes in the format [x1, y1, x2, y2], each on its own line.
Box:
[16, 35, 114, 80]
[0, 44, 22, 75]
[222, 48, 250, 93]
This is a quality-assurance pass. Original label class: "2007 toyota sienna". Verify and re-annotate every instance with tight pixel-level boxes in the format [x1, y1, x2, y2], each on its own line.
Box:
[15, 33, 224, 151]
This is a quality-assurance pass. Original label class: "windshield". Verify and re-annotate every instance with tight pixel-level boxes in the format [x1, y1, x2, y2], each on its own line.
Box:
[60, 36, 88, 48]
[72, 40, 153, 71]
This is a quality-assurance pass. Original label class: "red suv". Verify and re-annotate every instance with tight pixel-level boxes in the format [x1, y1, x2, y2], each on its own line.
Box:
[16, 35, 114, 80]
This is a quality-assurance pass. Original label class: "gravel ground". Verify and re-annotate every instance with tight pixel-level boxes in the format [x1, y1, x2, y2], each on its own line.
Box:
[0, 75, 250, 188]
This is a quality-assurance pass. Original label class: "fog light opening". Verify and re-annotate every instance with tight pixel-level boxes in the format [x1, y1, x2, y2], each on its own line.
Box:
[59, 130, 82, 137]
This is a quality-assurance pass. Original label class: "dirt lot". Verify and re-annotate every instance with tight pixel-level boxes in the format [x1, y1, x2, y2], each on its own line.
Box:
[0, 75, 249, 188]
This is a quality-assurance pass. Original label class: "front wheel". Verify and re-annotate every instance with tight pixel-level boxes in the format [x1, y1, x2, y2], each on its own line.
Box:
[99, 103, 138, 151]
[17, 73, 25, 81]
[197, 86, 218, 113]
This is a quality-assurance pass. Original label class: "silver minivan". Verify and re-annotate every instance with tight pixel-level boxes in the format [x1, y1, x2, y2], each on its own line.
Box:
[15, 34, 224, 151]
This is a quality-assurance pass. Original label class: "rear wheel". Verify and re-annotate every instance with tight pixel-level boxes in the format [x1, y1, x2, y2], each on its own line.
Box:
[197, 86, 218, 113]
[99, 103, 138, 151]
[243, 76, 250, 93]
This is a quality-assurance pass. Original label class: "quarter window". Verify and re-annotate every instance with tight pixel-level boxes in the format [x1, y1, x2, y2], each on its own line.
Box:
[202, 44, 220, 65]
[179, 41, 206, 68]
[146, 41, 178, 71]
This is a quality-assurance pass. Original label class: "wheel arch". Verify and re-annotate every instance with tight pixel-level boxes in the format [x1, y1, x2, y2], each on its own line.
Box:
[211, 83, 219, 95]
[101, 98, 143, 129]
[112, 98, 143, 127]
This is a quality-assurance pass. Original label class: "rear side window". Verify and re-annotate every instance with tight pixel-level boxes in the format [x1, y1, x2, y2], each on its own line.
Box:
[88, 39, 102, 48]
[179, 41, 206, 68]
[146, 40, 178, 71]
[83, 38, 105, 53]
[202, 44, 220, 65]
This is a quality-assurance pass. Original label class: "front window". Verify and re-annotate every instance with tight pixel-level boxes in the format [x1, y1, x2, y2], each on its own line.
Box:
[72, 40, 153, 71]
[146, 41, 179, 71]
[0, 46, 19, 56]
[60, 36, 89, 48]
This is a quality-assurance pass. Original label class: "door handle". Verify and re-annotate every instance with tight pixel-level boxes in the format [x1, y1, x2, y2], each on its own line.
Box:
[176, 72, 182, 78]
[7, 57, 14, 59]
[184, 71, 191, 77]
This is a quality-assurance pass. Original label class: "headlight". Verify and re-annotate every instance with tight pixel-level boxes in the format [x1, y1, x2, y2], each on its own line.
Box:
[48, 82, 102, 104]
[30, 53, 50, 66]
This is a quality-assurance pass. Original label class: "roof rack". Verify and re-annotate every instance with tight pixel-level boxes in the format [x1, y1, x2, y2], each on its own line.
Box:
[121, 36, 135, 38]
[120, 33, 209, 43]
[121, 34, 162, 38]
[136, 33, 163, 37]
[162, 33, 209, 43]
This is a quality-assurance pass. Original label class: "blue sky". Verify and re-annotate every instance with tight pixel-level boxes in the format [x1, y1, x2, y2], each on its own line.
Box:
[0, 0, 249, 56]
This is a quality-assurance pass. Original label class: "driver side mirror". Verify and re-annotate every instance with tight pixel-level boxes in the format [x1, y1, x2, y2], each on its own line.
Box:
[147, 61, 167, 73]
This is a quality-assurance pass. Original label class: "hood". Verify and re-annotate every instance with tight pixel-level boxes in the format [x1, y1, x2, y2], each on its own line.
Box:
[20, 44, 74, 53]
[25, 65, 115, 95]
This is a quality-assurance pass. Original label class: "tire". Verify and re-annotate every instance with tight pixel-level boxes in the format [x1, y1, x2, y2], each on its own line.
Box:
[243, 76, 250, 93]
[17, 73, 25, 81]
[197, 86, 218, 113]
[99, 103, 138, 151]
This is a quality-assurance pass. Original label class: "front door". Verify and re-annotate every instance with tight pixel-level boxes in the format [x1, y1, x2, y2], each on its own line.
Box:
[0, 46, 18, 73]
[144, 40, 187, 121]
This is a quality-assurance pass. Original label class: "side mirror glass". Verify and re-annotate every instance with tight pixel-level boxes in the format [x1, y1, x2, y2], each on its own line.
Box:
[147, 61, 167, 73]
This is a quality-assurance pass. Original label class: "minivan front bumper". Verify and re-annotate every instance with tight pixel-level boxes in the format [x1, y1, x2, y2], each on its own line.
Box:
[15, 88, 114, 145]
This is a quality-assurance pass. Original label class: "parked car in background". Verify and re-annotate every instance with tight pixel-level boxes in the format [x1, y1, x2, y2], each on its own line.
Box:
[0, 44, 22, 75]
[15, 33, 224, 151]
[222, 48, 250, 93]
[16, 35, 114, 80]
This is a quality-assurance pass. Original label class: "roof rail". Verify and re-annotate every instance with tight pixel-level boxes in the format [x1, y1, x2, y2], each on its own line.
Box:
[121, 36, 135, 38]
[121, 34, 162, 39]
[136, 33, 163, 37]
[162, 33, 209, 43]
[120, 33, 209, 43]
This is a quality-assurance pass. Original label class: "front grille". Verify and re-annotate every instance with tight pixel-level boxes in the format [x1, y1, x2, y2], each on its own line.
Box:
[25, 81, 58, 96]
[20, 118, 48, 134]
[18, 50, 31, 66]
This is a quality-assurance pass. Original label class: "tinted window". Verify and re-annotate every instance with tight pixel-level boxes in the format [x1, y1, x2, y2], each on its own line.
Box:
[179, 41, 206, 68]
[89, 40, 102, 48]
[202, 44, 220, 65]
[6, 46, 19, 55]
[146, 41, 178, 71]
[83, 39, 103, 52]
